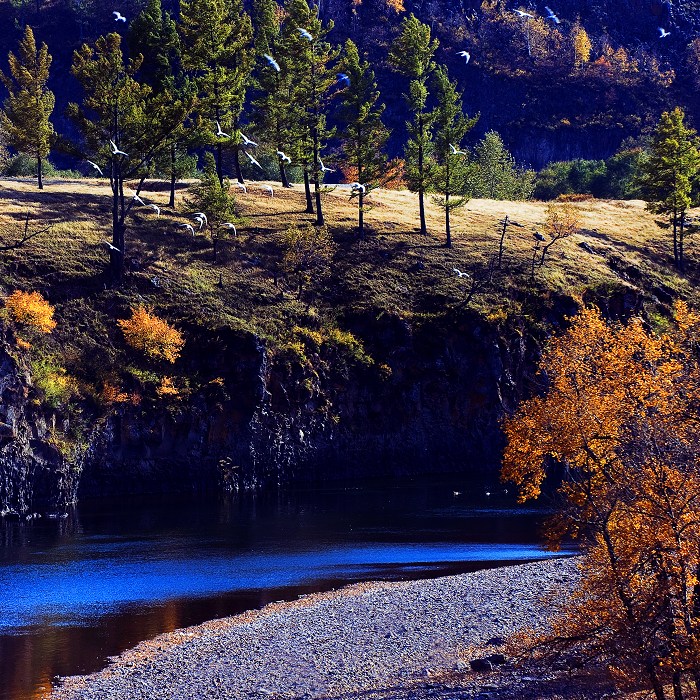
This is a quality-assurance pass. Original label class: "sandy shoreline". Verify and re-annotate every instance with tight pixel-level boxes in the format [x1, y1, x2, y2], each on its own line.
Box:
[47, 557, 580, 700]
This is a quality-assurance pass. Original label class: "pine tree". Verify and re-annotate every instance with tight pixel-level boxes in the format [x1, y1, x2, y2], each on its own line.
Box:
[473, 131, 534, 200]
[0, 26, 54, 190]
[280, 0, 339, 225]
[337, 39, 388, 238]
[251, 0, 298, 190]
[638, 107, 700, 273]
[429, 66, 478, 248]
[129, 0, 194, 207]
[68, 33, 191, 284]
[179, 0, 254, 186]
[388, 14, 438, 236]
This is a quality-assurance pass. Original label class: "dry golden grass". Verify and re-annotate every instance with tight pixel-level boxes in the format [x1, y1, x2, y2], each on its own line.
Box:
[0, 176, 695, 350]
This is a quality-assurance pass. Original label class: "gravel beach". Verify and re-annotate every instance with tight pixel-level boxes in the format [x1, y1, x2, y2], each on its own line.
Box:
[48, 557, 583, 700]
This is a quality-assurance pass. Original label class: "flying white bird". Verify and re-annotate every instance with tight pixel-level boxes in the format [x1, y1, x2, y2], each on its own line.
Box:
[113, 11, 126, 22]
[179, 223, 196, 236]
[336, 72, 351, 87]
[104, 240, 121, 252]
[457, 50, 471, 64]
[244, 151, 264, 171]
[513, 9, 534, 18]
[449, 143, 467, 156]
[264, 54, 280, 71]
[240, 132, 258, 147]
[277, 150, 292, 164]
[319, 158, 335, 173]
[261, 185, 274, 197]
[453, 268, 470, 278]
[350, 182, 366, 194]
[234, 182, 247, 193]
[109, 140, 128, 157]
[193, 213, 207, 229]
[534, 231, 546, 242]
[86, 160, 103, 176]
[545, 6, 560, 23]
[147, 203, 161, 216]
[132, 194, 146, 206]
[658, 27, 671, 37]
[220, 222, 237, 234]
[298, 27, 313, 41]
[215, 121, 229, 138]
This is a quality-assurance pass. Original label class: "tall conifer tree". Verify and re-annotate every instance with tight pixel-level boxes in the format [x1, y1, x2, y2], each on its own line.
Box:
[179, 0, 253, 185]
[389, 14, 438, 236]
[0, 26, 54, 190]
[337, 39, 388, 238]
[429, 66, 477, 248]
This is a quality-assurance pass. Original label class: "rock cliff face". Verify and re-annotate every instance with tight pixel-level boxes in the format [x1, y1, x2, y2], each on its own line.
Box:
[0, 310, 540, 516]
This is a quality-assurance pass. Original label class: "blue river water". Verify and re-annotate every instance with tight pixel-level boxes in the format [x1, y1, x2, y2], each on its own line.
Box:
[0, 476, 569, 700]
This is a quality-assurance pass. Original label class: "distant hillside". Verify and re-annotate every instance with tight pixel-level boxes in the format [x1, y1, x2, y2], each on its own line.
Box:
[0, 0, 699, 168]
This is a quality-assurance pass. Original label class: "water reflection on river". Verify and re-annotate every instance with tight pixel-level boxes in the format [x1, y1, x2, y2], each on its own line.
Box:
[0, 476, 567, 700]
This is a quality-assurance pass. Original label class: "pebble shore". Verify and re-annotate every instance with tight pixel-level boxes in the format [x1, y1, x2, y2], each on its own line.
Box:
[48, 557, 580, 700]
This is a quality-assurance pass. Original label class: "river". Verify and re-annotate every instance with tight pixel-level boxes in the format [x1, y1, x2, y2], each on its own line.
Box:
[0, 476, 568, 700]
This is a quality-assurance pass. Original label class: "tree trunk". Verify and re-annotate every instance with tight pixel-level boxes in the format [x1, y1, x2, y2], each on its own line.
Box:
[672, 671, 684, 700]
[314, 175, 324, 226]
[216, 142, 224, 187]
[673, 210, 679, 268]
[279, 157, 290, 188]
[358, 190, 364, 239]
[169, 143, 176, 208]
[418, 113, 427, 236]
[445, 192, 451, 248]
[649, 666, 668, 700]
[233, 148, 244, 185]
[303, 169, 314, 213]
[498, 216, 508, 268]
[37, 154, 43, 190]
[110, 198, 125, 284]
[418, 189, 427, 236]
[679, 211, 685, 273]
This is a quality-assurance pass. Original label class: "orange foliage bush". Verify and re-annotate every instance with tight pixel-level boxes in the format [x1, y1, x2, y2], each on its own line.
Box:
[156, 376, 181, 399]
[5, 290, 56, 334]
[118, 306, 184, 364]
[382, 158, 407, 190]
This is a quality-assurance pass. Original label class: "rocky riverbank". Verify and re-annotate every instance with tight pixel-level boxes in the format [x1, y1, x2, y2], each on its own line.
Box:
[46, 557, 608, 700]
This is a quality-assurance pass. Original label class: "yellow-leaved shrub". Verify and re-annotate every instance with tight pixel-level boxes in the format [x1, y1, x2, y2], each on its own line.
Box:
[118, 306, 184, 364]
[5, 290, 56, 334]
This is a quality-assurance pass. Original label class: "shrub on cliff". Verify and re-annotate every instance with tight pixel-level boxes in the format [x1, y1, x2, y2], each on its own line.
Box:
[118, 305, 184, 364]
[5, 290, 56, 334]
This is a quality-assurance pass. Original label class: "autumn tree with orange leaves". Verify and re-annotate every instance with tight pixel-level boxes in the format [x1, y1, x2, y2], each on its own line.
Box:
[502, 303, 700, 700]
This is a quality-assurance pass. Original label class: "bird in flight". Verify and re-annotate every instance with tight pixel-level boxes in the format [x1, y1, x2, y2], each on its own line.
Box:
[337, 73, 351, 87]
[261, 185, 274, 197]
[113, 11, 126, 22]
[449, 144, 466, 156]
[298, 28, 313, 41]
[240, 132, 258, 147]
[193, 212, 208, 230]
[534, 231, 546, 242]
[109, 140, 128, 157]
[179, 223, 196, 236]
[457, 50, 470, 64]
[277, 150, 292, 164]
[350, 182, 366, 194]
[244, 151, 264, 171]
[132, 194, 146, 206]
[319, 158, 335, 173]
[453, 268, 470, 278]
[545, 6, 560, 23]
[513, 9, 534, 18]
[104, 240, 121, 252]
[147, 203, 161, 217]
[264, 54, 280, 71]
[86, 160, 103, 176]
[658, 27, 671, 37]
[215, 121, 229, 138]
[220, 223, 237, 234]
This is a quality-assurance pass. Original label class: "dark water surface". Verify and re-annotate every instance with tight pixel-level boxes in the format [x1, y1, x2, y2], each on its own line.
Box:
[0, 477, 567, 700]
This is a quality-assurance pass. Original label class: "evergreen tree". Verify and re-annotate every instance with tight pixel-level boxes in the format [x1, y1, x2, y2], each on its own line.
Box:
[280, 0, 338, 225]
[473, 131, 534, 200]
[0, 26, 54, 190]
[638, 107, 700, 273]
[129, 0, 194, 207]
[251, 0, 298, 190]
[179, 0, 254, 185]
[429, 66, 478, 248]
[388, 14, 438, 236]
[337, 39, 388, 238]
[69, 33, 191, 284]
